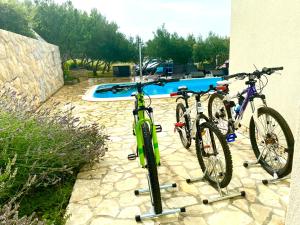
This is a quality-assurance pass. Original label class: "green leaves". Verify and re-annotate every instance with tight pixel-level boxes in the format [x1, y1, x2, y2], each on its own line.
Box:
[193, 32, 229, 67]
[145, 25, 194, 64]
[145, 26, 229, 66]
[0, 1, 33, 37]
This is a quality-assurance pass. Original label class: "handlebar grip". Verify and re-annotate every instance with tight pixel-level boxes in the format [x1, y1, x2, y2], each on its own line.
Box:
[269, 66, 283, 71]
[168, 78, 180, 82]
[224, 73, 246, 80]
[158, 78, 180, 83]
[95, 87, 114, 93]
[262, 66, 283, 75]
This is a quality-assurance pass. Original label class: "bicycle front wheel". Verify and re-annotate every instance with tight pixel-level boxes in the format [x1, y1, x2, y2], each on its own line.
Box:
[176, 103, 192, 149]
[208, 93, 231, 135]
[195, 122, 232, 188]
[249, 107, 294, 178]
[142, 123, 162, 214]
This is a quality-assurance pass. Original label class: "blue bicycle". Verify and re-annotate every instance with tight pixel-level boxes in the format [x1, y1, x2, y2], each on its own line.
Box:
[208, 67, 294, 182]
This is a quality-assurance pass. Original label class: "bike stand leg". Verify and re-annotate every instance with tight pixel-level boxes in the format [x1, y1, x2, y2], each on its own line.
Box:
[243, 159, 260, 168]
[202, 188, 246, 205]
[135, 207, 186, 222]
[186, 160, 246, 205]
[243, 146, 267, 168]
[135, 175, 185, 222]
[262, 173, 290, 185]
[186, 176, 246, 204]
[134, 183, 177, 195]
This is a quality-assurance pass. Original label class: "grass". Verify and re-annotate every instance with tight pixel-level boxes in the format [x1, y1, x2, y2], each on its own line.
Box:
[19, 176, 76, 225]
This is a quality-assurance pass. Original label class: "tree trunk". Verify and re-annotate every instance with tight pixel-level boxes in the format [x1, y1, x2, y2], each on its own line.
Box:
[92, 60, 96, 76]
[106, 62, 111, 72]
[80, 55, 87, 67]
[72, 58, 77, 66]
[93, 60, 101, 76]
[102, 62, 108, 74]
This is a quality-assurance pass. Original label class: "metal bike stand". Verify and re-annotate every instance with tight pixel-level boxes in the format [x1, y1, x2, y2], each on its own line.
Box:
[243, 152, 290, 185]
[186, 174, 245, 204]
[134, 183, 177, 195]
[135, 208, 186, 222]
[134, 175, 186, 222]
[262, 173, 290, 185]
[186, 158, 245, 204]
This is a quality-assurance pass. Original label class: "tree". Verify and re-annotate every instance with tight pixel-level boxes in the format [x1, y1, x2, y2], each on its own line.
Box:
[193, 32, 229, 67]
[0, 1, 33, 37]
[145, 25, 193, 64]
[33, 0, 88, 63]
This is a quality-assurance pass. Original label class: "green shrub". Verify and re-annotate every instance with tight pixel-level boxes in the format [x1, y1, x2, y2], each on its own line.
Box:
[68, 61, 78, 70]
[63, 63, 70, 77]
[0, 88, 108, 224]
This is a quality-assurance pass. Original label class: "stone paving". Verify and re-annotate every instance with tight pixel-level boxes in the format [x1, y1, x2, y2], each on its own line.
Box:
[47, 79, 289, 225]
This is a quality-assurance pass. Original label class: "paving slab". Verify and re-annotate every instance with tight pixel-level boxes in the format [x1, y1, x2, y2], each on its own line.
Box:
[46, 79, 289, 225]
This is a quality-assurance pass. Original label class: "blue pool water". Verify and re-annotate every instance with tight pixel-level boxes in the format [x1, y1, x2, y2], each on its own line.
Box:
[93, 77, 221, 98]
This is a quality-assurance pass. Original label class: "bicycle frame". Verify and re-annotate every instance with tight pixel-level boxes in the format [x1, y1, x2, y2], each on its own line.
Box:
[133, 92, 160, 167]
[177, 94, 208, 138]
[223, 81, 267, 131]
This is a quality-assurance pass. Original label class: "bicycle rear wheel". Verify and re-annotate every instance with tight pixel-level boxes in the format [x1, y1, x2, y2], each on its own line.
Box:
[249, 107, 294, 178]
[195, 121, 232, 188]
[176, 103, 191, 149]
[142, 123, 162, 214]
[208, 93, 231, 135]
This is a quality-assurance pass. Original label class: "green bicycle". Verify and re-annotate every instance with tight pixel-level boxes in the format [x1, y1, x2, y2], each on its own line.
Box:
[96, 78, 185, 222]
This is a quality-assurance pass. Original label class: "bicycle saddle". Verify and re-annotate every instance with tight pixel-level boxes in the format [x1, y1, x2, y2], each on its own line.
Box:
[178, 86, 188, 91]
[217, 80, 232, 85]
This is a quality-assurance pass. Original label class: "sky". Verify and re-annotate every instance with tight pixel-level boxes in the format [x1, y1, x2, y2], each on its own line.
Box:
[54, 0, 231, 41]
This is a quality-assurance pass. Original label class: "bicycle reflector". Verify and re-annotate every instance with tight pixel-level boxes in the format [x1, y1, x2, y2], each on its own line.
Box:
[174, 122, 185, 133]
[216, 85, 227, 91]
[170, 92, 178, 97]
[175, 122, 185, 127]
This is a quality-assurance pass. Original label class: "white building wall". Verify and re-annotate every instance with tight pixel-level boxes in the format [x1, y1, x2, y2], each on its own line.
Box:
[230, 0, 300, 134]
[230, 1, 300, 224]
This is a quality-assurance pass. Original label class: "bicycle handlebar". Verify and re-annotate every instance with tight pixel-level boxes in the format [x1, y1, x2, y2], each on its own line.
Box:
[95, 84, 136, 93]
[171, 85, 216, 97]
[223, 66, 283, 80]
[95, 78, 180, 94]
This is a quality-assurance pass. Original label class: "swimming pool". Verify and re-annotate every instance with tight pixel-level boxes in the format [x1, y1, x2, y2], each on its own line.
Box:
[83, 77, 221, 101]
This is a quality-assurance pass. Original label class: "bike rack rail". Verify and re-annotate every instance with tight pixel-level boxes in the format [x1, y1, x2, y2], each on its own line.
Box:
[243, 159, 290, 185]
[134, 174, 186, 222]
[186, 159, 245, 204]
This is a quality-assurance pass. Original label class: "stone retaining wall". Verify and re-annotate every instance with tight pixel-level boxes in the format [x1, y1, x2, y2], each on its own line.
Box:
[0, 29, 63, 105]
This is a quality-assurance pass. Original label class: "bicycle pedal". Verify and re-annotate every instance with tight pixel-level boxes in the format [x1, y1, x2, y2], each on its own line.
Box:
[226, 133, 237, 142]
[155, 124, 162, 132]
[128, 153, 137, 160]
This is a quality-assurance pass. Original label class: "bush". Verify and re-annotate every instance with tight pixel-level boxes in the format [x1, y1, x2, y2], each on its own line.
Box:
[63, 63, 70, 77]
[0, 88, 108, 224]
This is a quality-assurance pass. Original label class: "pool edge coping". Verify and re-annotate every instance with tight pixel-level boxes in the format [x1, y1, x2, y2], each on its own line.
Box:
[82, 77, 220, 102]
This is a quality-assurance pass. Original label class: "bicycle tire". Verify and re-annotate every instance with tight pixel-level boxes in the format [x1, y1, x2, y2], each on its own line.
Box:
[208, 93, 231, 135]
[249, 107, 294, 178]
[195, 121, 233, 188]
[142, 123, 162, 214]
[176, 103, 192, 149]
